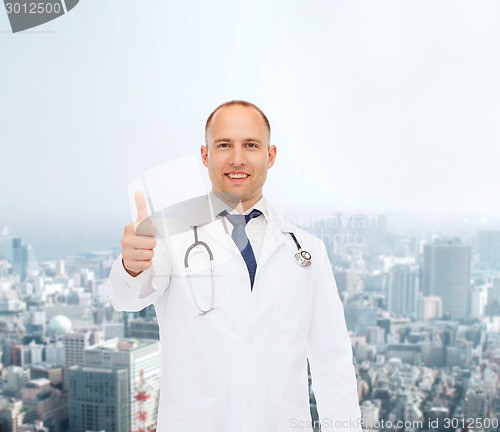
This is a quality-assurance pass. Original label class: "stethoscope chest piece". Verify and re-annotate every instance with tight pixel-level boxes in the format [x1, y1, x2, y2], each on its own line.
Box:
[288, 232, 312, 267]
[294, 250, 312, 267]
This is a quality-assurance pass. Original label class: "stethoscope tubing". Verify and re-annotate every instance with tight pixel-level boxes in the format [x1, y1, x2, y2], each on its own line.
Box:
[184, 227, 312, 315]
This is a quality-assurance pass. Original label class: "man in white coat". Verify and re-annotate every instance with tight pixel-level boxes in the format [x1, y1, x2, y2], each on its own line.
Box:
[109, 100, 362, 431]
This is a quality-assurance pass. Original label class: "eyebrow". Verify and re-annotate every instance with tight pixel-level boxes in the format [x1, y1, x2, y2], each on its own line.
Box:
[213, 138, 263, 144]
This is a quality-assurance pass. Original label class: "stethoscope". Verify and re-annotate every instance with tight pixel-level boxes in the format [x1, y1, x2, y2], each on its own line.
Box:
[184, 226, 312, 316]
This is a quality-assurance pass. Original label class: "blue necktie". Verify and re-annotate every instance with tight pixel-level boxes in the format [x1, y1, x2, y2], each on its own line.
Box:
[224, 209, 262, 290]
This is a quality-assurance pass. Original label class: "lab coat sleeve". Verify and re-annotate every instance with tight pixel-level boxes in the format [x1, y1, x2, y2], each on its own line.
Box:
[307, 242, 362, 432]
[108, 238, 172, 312]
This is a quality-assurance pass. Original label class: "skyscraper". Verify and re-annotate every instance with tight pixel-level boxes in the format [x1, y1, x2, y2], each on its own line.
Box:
[344, 302, 378, 335]
[464, 384, 489, 420]
[12, 238, 38, 282]
[470, 285, 488, 319]
[68, 366, 129, 432]
[62, 329, 103, 390]
[478, 230, 500, 268]
[82, 338, 161, 431]
[489, 277, 500, 304]
[387, 264, 418, 317]
[63, 331, 91, 390]
[423, 238, 471, 319]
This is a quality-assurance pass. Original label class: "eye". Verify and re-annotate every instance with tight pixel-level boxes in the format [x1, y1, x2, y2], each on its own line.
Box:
[217, 143, 230, 148]
[246, 143, 258, 148]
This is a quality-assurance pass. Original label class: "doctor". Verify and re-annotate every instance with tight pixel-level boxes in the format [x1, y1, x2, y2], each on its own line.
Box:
[109, 100, 362, 431]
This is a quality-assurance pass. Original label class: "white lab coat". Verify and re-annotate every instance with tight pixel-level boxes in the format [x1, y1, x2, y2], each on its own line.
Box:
[109, 199, 361, 432]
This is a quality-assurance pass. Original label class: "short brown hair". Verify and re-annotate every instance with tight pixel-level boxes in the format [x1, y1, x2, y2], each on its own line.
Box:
[205, 100, 271, 144]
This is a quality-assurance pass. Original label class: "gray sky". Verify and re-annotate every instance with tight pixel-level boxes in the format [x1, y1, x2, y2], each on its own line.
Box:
[1, 1, 500, 257]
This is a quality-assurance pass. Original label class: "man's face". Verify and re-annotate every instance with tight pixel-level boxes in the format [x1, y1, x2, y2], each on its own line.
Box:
[201, 105, 276, 211]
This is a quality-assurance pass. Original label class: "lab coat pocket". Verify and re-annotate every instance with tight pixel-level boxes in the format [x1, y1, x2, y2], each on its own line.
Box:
[161, 398, 214, 431]
[278, 401, 312, 431]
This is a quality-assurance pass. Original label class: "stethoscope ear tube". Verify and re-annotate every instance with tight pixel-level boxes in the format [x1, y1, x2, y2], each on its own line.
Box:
[184, 226, 214, 268]
[185, 226, 216, 315]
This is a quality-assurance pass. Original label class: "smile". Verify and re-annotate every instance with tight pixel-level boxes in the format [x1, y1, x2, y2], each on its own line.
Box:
[226, 173, 249, 179]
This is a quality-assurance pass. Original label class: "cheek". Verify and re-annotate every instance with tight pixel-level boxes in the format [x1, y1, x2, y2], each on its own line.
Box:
[208, 155, 226, 171]
[209, 164, 226, 182]
[255, 159, 270, 175]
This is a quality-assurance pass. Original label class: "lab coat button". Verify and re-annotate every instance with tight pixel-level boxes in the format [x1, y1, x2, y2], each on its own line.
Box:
[245, 401, 254, 409]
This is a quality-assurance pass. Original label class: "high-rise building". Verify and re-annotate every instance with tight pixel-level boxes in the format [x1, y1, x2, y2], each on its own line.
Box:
[82, 338, 161, 431]
[129, 318, 159, 340]
[30, 365, 63, 389]
[103, 322, 124, 340]
[12, 238, 38, 282]
[470, 286, 488, 319]
[464, 385, 489, 420]
[27, 341, 43, 365]
[421, 340, 445, 367]
[12, 343, 26, 367]
[45, 341, 64, 365]
[21, 378, 67, 429]
[6, 366, 31, 395]
[366, 326, 385, 346]
[417, 296, 442, 322]
[387, 264, 418, 317]
[334, 268, 358, 296]
[63, 331, 93, 390]
[122, 305, 156, 337]
[0, 399, 25, 432]
[68, 366, 129, 432]
[478, 230, 500, 268]
[446, 341, 472, 368]
[344, 302, 378, 335]
[26, 307, 46, 337]
[423, 238, 471, 319]
[488, 277, 500, 304]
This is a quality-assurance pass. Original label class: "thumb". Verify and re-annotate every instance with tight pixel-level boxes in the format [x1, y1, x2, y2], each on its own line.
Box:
[133, 191, 157, 237]
[134, 191, 149, 222]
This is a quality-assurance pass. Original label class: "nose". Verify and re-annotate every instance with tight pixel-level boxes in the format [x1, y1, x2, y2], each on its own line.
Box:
[229, 146, 246, 167]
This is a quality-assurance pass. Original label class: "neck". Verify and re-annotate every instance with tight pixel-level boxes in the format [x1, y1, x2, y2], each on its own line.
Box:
[212, 191, 263, 214]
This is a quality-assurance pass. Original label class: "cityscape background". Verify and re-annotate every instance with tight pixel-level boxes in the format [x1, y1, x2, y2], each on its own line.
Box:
[1, 0, 500, 431]
[0, 215, 499, 431]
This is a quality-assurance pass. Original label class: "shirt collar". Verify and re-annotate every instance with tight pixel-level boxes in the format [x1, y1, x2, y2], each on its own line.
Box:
[226, 196, 268, 220]
[246, 196, 267, 220]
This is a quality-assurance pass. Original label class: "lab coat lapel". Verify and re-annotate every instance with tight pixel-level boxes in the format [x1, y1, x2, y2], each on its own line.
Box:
[190, 198, 295, 276]
[195, 193, 243, 259]
[198, 217, 239, 260]
[257, 201, 293, 274]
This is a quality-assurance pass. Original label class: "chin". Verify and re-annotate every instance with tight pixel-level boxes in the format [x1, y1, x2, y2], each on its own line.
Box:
[215, 190, 244, 205]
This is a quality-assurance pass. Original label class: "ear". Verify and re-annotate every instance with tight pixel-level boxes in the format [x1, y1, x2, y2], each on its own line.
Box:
[201, 145, 209, 167]
[267, 144, 277, 169]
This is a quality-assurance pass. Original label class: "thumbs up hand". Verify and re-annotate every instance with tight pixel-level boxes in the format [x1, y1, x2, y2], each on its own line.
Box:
[121, 191, 157, 277]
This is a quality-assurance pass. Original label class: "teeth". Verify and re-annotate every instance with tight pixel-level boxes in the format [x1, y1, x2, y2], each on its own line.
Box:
[228, 173, 248, 179]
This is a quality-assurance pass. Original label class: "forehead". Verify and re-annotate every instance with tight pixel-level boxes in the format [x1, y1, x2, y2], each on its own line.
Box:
[208, 105, 269, 141]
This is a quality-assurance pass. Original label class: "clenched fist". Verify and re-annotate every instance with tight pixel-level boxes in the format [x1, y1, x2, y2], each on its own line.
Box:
[121, 191, 157, 277]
